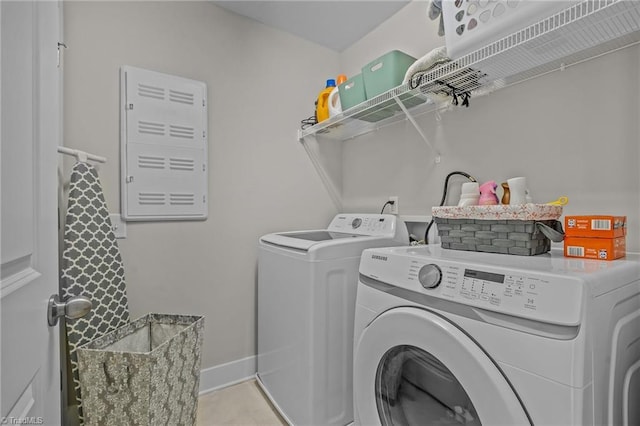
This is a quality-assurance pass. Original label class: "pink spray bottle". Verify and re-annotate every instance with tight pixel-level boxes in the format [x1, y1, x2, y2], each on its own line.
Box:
[478, 181, 499, 205]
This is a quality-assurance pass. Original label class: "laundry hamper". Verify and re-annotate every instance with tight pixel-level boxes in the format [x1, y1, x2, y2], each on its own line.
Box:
[76, 313, 205, 426]
[432, 204, 564, 256]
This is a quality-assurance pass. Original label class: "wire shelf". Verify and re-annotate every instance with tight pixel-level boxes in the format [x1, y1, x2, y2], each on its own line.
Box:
[299, 0, 640, 142]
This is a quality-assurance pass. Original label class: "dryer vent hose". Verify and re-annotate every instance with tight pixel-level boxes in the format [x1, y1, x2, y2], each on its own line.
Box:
[424, 171, 476, 244]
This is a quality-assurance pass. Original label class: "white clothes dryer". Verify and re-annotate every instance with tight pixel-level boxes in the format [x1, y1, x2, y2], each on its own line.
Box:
[258, 214, 409, 426]
[354, 245, 640, 426]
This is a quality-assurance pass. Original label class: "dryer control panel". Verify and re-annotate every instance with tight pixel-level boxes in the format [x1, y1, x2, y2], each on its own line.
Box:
[438, 264, 572, 317]
[361, 248, 585, 326]
[419, 260, 583, 326]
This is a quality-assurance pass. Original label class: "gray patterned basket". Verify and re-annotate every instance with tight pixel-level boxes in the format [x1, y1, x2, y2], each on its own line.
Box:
[432, 204, 565, 256]
[77, 313, 204, 426]
[434, 217, 564, 256]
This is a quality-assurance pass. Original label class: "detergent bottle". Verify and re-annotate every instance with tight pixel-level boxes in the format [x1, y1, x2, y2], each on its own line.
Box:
[457, 182, 480, 207]
[328, 74, 347, 118]
[316, 79, 336, 123]
[478, 181, 499, 205]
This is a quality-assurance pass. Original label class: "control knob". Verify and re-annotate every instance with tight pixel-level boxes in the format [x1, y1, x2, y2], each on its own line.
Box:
[418, 264, 442, 289]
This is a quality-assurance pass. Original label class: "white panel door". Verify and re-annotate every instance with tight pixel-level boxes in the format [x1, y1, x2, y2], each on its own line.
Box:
[1, 2, 62, 424]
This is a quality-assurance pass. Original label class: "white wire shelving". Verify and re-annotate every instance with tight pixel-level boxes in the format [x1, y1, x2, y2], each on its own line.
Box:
[299, 0, 640, 143]
[298, 0, 640, 209]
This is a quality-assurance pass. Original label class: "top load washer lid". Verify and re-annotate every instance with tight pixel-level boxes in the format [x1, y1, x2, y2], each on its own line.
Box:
[259, 213, 408, 256]
[260, 229, 371, 251]
[359, 244, 640, 326]
[262, 230, 363, 252]
[281, 231, 356, 242]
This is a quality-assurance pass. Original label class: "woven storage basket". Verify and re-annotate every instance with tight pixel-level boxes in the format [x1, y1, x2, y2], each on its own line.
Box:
[432, 204, 564, 256]
[77, 313, 204, 426]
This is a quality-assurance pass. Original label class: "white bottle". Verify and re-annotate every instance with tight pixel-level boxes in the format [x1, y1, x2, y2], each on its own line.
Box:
[457, 182, 480, 207]
[329, 74, 347, 118]
[328, 87, 342, 118]
[507, 177, 528, 205]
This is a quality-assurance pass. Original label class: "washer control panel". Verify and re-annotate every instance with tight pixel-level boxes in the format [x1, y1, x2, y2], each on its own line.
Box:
[327, 214, 400, 237]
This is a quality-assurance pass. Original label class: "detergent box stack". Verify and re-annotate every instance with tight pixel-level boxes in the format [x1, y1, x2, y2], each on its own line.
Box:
[564, 215, 627, 260]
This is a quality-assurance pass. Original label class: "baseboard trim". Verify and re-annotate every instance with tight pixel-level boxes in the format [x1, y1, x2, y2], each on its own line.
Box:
[199, 355, 257, 395]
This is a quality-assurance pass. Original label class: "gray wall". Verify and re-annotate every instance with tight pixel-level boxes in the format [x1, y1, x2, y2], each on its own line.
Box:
[63, 0, 640, 375]
[340, 2, 640, 251]
[63, 1, 338, 369]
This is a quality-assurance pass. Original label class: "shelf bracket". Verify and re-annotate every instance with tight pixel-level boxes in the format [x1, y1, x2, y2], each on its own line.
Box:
[393, 96, 441, 164]
[299, 133, 343, 211]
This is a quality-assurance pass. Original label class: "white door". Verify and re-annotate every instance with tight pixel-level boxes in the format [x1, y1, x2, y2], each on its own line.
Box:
[353, 307, 532, 426]
[1, 1, 62, 424]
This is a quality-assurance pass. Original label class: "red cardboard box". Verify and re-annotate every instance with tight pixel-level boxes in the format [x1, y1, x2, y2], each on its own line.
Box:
[564, 215, 627, 238]
[564, 236, 626, 260]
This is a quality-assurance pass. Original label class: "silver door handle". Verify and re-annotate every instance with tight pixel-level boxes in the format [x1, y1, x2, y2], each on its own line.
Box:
[47, 294, 92, 326]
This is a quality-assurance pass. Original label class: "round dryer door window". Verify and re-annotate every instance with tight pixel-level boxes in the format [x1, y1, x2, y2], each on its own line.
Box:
[354, 307, 532, 425]
[376, 345, 480, 425]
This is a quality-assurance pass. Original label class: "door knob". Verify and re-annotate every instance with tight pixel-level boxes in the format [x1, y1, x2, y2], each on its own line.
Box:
[47, 294, 92, 326]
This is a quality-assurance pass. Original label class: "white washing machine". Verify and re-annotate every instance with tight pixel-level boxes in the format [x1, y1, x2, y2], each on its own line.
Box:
[258, 214, 409, 426]
[354, 245, 640, 425]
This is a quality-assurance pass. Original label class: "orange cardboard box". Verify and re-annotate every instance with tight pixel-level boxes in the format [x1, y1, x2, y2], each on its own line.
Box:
[564, 215, 627, 238]
[564, 236, 626, 260]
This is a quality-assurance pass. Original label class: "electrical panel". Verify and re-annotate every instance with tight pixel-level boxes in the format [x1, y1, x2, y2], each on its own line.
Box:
[120, 66, 207, 221]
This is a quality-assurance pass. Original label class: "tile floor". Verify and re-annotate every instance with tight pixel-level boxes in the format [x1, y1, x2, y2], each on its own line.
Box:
[197, 379, 286, 426]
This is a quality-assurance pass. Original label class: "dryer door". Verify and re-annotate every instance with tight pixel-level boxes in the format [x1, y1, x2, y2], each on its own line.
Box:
[354, 307, 531, 426]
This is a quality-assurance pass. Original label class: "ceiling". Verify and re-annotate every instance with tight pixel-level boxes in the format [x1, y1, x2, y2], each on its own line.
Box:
[212, 1, 411, 52]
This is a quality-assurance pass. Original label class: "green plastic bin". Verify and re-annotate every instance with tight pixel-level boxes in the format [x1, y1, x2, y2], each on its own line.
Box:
[338, 74, 367, 111]
[361, 50, 416, 99]
[338, 73, 394, 122]
[352, 106, 396, 122]
[360, 50, 426, 116]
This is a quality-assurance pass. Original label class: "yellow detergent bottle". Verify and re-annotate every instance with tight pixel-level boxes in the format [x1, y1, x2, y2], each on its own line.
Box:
[316, 79, 336, 123]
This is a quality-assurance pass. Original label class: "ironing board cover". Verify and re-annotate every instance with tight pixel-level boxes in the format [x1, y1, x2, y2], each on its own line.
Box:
[60, 162, 130, 421]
